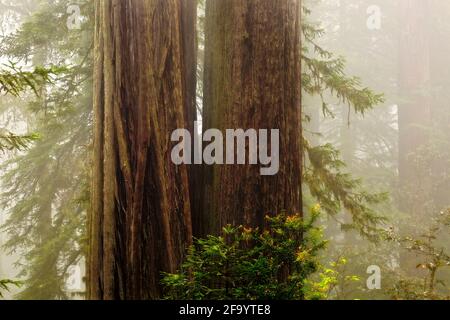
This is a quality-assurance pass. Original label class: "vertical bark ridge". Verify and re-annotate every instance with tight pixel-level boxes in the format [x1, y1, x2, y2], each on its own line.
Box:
[90, 0, 196, 300]
[199, 0, 303, 237]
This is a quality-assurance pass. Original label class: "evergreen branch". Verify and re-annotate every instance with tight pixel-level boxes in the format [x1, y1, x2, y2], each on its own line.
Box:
[0, 62, 66, 97]
[303, 140, 387, 240]
[302, 14, 385, 118]
[0, 279, 22, 298]
[0, 131, 39, 152]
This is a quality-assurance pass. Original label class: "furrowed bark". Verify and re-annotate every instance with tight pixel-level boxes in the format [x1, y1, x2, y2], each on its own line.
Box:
[198, 0, 303, 237]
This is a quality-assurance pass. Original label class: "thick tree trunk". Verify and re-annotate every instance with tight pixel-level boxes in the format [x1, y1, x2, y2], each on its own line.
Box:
[197, 0, 303, 237]
[89, 0, 196, 300]
[397, 0, 432, 273]
[428, 1, 450, 211]
[398, 0, 431, 221]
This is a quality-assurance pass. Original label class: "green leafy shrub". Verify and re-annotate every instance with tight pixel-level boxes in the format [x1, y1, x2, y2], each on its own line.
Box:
[305, 257, 362, 300]
[162, 206, 328, 300]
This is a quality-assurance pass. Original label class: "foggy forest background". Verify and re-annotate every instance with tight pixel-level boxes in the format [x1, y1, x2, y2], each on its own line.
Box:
[0, 0, 449, 300]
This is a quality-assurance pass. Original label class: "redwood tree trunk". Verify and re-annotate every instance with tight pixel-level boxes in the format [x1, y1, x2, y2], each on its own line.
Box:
[398, 0, 431, 221]
[197, 0, 303, 237]
[89, 0, 196, 300]
[397, 0, 432, 272]
[428, 1, 450, 211]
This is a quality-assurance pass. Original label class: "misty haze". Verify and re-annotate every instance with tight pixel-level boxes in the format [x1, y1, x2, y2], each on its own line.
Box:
[0, 0, 449, 304]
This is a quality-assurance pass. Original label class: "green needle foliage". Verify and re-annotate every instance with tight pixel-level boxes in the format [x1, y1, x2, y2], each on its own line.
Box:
[0, 132, 39, 152]
[0, 0, 92, 299]
[301, 5, 387, 239]
[0, 63, 63, 153]
[0, 279, 22, 298]
[302, 6, 385, 118]
[0, 8, 68, 299]
[0, 63, 65, 97]
[304, 141, 387, 239]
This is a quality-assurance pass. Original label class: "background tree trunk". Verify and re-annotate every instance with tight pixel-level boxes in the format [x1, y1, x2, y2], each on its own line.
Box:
[398, 0, 431, 222]
[428, 0, 450, 211]
[197, 0, 303, 237]
[89, 0, 196, 300]
[397, 0, 432, 272]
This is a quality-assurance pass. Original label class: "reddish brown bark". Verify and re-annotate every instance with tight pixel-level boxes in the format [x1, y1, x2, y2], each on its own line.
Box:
[89, 0, 196, 300]
[197, 0, 303, 237]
